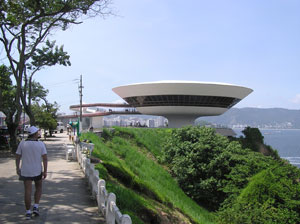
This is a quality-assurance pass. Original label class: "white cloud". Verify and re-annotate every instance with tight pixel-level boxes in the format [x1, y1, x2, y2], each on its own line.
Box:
[290, 94, 300, 104]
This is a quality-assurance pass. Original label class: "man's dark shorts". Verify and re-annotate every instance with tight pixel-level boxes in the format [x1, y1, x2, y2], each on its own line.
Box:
[19, 173, 42, 181]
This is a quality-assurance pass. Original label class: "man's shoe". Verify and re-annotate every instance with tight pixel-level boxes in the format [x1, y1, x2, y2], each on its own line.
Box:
[25, 213, 32, 220]
[33, 206, 39, 216]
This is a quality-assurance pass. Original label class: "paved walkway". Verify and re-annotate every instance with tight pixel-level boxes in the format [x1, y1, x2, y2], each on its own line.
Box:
[0, 133, 105, 223]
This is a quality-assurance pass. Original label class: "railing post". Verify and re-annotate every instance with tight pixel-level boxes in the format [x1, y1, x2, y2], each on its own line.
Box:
[88, 143, 94, 158]
[65, 144, 68, 160]
[85, 158, 90, 178]
[73, 143, 78, 161]
[106, 193, 116, 224]
[70, 142, 132, 223]
[77, 143, 82, 166]
[121, 215, 132, 224]
[98, 179, 106, 214]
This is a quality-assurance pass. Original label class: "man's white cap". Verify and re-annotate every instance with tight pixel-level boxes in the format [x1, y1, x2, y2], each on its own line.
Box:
[28, 126, 39, 135]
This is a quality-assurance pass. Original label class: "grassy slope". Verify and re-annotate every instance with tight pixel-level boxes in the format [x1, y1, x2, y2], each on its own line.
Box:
[81, 127, 215, 224]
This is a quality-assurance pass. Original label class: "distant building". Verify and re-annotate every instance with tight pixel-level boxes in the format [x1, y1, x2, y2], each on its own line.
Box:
[147, 119, 155, 128]
[67, 80, 252, 129]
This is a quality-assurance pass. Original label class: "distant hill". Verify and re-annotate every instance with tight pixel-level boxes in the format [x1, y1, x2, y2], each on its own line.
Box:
[197, 108, 300, 129]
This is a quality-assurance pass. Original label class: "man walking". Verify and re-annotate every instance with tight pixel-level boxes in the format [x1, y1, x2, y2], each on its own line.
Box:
[16, 126, 48, 220]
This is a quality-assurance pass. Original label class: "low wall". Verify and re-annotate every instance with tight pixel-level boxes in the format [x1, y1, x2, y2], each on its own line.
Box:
[65, 142, 132, 224]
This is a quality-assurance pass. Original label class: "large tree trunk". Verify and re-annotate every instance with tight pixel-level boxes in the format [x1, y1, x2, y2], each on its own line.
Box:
[5, 112, 20, 153]
[24, 104, 36, 126]
[5, 80, 22, 153]
[21, 74, 36, 126]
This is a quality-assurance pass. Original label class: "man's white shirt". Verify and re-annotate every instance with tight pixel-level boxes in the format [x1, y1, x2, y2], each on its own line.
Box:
[16, 140, 47, 177]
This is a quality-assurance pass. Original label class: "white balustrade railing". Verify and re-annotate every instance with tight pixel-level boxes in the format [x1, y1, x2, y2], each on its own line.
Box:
[65, 141, 132, 224]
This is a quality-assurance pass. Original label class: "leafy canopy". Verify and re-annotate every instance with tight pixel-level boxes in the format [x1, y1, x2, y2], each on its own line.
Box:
[0, 65, 15, 114]
[162, 126, 280, 211]
[0, 0, 111, 148]
[32, 101, 58, 132]
[218, 165, 300, 224]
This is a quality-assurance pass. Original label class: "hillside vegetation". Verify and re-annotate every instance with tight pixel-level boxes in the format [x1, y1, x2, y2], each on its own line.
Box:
[82, 127, 215, 224]
[81, 126, 300, 224]
[161, 126, 300, 223]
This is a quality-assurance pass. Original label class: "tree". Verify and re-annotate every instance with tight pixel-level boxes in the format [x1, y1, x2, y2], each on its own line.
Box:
[162, 126, 279, 211]
[0, 64, 54, 151]
[238, 127, 280, 158]
[32, 101, 59, 137]
[22, 40, 71, 125]
[162, 126, 231, 210]
[0, 0, 111, 150]
[0, 64, 19, 151]
[218, 165, 300, 224]
[240, 127, 264, 152]
[0, 65, 14, 113]
[29, 80, 49, 104]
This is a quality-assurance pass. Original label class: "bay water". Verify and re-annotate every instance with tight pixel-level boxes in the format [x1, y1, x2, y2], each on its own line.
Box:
[234, 129, 300, 168]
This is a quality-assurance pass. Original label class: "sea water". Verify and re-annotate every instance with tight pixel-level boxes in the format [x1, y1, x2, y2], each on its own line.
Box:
[234, 129, 300, 168]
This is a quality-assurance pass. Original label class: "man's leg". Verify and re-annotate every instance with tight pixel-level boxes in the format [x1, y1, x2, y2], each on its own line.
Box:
[34, 179, 43, 204]
[23, 180, 32, 210]
[33, 179, 42, 216]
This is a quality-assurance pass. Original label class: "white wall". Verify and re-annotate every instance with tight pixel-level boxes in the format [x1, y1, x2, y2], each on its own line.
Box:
[91, 117, 104, 129]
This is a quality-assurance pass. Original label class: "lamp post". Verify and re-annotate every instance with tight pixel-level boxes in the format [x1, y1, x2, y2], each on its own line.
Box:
[78, 75, 83, 134]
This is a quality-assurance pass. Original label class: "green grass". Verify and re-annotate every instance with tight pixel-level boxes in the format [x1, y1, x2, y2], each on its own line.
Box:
[82, 127, 215, 224]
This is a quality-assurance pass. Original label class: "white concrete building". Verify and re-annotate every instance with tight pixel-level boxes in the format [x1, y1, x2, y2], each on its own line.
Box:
[112, 81, 253, 128]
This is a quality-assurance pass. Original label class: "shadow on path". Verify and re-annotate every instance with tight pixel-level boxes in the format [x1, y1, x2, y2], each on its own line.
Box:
[0, 133, 105, 223]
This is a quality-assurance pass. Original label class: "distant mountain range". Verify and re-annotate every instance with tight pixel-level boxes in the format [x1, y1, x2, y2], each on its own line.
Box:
[197, 108, 300, 129]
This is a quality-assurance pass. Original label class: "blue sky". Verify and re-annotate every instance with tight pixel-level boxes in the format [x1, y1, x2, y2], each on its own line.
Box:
[35, 0, 300, 113]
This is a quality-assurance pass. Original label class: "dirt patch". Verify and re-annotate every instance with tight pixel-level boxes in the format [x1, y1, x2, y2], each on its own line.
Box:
[258, 143, 272, 156]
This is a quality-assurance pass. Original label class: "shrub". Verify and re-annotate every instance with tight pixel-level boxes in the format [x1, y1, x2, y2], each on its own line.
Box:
[218, 165, 300, 224]
[102, 128, 113, 141]
[240, 127, 264, 152]
[162, 126, 280, 211]
[81, 128, 215, 224]
[238, 127, 280, 159]
[162, 126, 231, 210]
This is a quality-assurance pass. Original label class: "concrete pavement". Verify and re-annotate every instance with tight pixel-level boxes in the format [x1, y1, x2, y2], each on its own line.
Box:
[0, 133, 105, 223]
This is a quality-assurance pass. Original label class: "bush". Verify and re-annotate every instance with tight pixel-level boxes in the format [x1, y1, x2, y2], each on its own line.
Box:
[162, 126, 231, 210]
[85, 126, 300, 223]
[240, 127, 264, 151]
[218, 165, 300, 224]
[238, 127, 280, 159]
[162, 126, 280, 211]
[81, 129, 215, 224]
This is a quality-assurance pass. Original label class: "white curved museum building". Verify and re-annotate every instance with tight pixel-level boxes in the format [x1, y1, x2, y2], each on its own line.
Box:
[112, 81, 253, 128]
